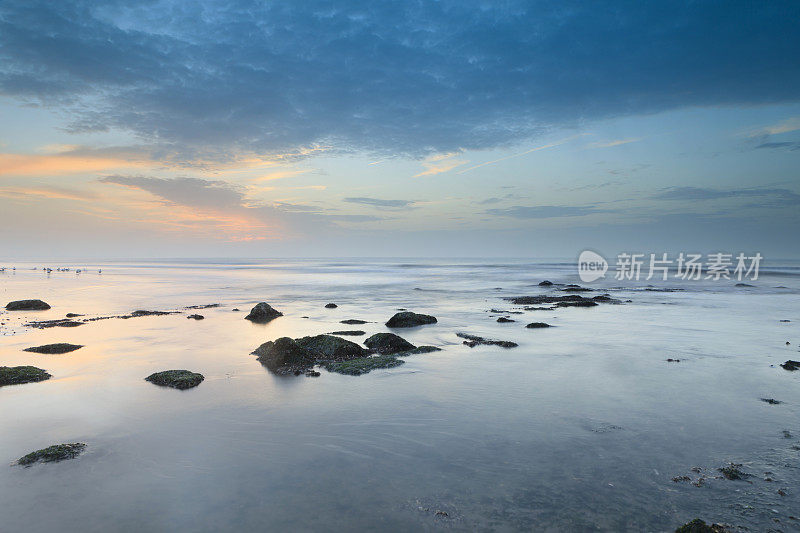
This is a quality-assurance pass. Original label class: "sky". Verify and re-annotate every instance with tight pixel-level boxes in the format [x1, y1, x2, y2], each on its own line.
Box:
[0, 0, 799, 259]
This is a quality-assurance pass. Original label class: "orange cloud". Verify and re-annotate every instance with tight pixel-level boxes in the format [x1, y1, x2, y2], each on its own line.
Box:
[0, 153, 148, 176]
[0, 186, 96, 201]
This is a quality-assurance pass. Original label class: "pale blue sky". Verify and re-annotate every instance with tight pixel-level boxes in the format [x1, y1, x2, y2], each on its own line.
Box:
[0, 1, 798, 258]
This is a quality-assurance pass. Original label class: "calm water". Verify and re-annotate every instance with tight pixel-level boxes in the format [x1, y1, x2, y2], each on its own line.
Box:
[0, 259, 798, 532]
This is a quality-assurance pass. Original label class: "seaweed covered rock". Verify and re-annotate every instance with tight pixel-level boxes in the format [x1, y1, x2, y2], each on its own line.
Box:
[295, 334, 366, 360]
[244, 302, 283, 323]
[252, 337, 315, 373]
[24, 343, 83, 354]
[323, 354, 405, 375]
[674, 518, 730, 532]
[497, 317, 515, 323]
[17, 443, 86, 466]
[385, 311, 437, 328]
[145, 370, 204, 390]
[456, 333, 517, 348]
[406, 345, 442, 355]
[340, 319, 367, 325]
[327, 330, 366, 336]
[365, 332, 415, 354]
[6, 299, 50, 311]
[0, 366, 51, 387]
[526, 322, 551, 329]
[781, 360, 800, 371]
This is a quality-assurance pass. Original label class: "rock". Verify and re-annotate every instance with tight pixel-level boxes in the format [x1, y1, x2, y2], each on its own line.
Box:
[145, 370, 204, 390]
[252, 337, 315, 373]
[327, 330, 366, 336]
[490, 309, 523, 314]
[17, 443, 86, 466]
[735, 283, 754, 287]
[761, 398, 782, 404]
[539, 280, 553, 286]
[365, 332, 415, 354]
[562, 286, 592, 292]
[323, 354, 405, 375]
[675, 519, 730, 532]
[507, 295, 602, 307]
[340, 319, 367, 325]
[405, 345, 442, 354]
[6, 299, 50, 311]
[526, 322, 551, 328]
[232, 308, 240, 311]
[718, 463, 748, 480]
[185, 304, 220, 309]
[295, 334, 366, 360]
[65, 313, 83, 318]
[23, 343, 83, 354]
[666, 358, 681, 362]
[497, 317, 515, 323]
[456, 332, 517, 348]
[305, 370, 321, 377]
[781, 360, 800, 371]
[385, 311, 437, 328]
[186, 314, 204, 320]
[591, 294, 618, 302]
[24, 318, 84, 329]
[0, 366, 52, 387]
[244, 302, 283, 323]
[128, 310, 175, 317]
[324, 303, 338, 308]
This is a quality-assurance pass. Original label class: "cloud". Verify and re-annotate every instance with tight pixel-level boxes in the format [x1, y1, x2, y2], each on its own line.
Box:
[754, 141, 800, 151]
[1, 1, 799, 160]
[0, 186, 96, 201]
[343, 197, 416, 208]
[587, 138, 642, 149]
[457, 135, 585, 174]
[413, 153, 467, 177]
[99, 175, 245, 209]
[486, 205, 603, 219]
[748, 117, 800, 137]
[652, 186, 800, 206]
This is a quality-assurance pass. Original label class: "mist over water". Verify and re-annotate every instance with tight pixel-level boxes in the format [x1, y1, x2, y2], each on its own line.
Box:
[1, 259, 798, 532]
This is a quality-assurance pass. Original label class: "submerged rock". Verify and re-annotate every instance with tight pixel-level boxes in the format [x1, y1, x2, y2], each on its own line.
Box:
[674, 519, 730, 533]
[526, 322, 551, 328]
[781, 360, 800, 371]
[244, 302, 283, 323]
[252, 337, 316, 374]
[323, 354, 405, 375]
[365, 332, 415, 354]
[128, 310, 176, 317]
[65, 313, 83, 318]
[385, 311, 437, 328]
[24, 318, 83, 329]
[456, 332, 517, 348]
[324, 303, 338, 308]
[0, 366, 52, 387]
[17, 443, 86, 466]
[23, 343, 83, 354]
[145, 370, 204, 390]
[6, 299, 51, 311]
[295, 334, 366, 360]
[761, 398, 782, 405]
[718, 463, 748, 480]
[186, 314, 204, 320]
[340, 319, 367, 325]
[506, 295, 601, 308]
[405, 345, 442, 355]
[538, 280, 553, 286]
[496, 317, 515, 323]
[327, 330, 366, 336]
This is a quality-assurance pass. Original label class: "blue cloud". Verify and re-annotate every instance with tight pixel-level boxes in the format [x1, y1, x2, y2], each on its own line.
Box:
[653, 187, 800, 206]
[343, 197, 416, 208]
[486, 205, 602, 218]
[2, 1, 799, 158]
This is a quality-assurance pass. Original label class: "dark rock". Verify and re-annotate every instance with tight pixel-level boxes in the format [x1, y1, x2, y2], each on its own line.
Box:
[675, 519, 730, 532]
[761, 398, 782, 404]
[735, 283, 754, 287]
[65, 313, 83, 318]
[385, 311, 437, 328]
[6, 299, 50, 311]
[129, 310, 175, 317]
[185, 304, 220, 309]
[779, 319, 790, 322]
[718, 463, 748, 480]
[666, 358, 681, 362]
[323, 354, 404, 375]
[24, 343, 83, 354]
[252, 337, 316, 373]
[538, 280, 553, 286]
[497, 317, 515, 323]
[145, 370, 204, 390]
[783, 430, 793, 438]
[365, 332, 415, 354]
[591, 294, 618, 302]
[781, 360, 800, 371]
[187, 314, 204, 320]
[17, 443, 86, 466]
[562, 286, 592, 292]
[490, 309, 523, 314]
[405, 345, 442, 355]
[456, 332, 517, 348]
[295, 334, 366, 360]
[526, 322, 551, 328]
[232, 308, 240, 311]
[507, 295, 602, 307]
[0, 366, 51, 387]
[244, 302, 283, 323]
[524, 306, 555, 311]
[324, 303, 338, 308]
[340, 319, 367, 325]
[24, 318, 84, 329]
[327, 330, 366, 336]
[305, 370, 321, 377]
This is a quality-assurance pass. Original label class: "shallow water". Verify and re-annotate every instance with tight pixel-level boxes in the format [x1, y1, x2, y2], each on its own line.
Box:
[0, 259, 798, 532]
